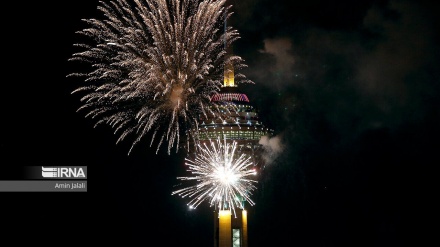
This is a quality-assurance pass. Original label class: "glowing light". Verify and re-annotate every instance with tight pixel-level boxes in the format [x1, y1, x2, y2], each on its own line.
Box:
[172, 138, 257, 214]
[68, 0, 251, 155]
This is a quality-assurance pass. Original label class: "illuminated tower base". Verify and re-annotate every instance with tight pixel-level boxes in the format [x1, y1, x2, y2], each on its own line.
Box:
[214, 210, 248, 247]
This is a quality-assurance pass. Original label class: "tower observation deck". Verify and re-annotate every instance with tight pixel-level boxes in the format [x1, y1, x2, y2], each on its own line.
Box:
[187, 59, 274, 169]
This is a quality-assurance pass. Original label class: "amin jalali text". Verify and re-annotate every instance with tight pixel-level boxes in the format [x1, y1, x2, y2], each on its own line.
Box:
[55, 182, 86, 190]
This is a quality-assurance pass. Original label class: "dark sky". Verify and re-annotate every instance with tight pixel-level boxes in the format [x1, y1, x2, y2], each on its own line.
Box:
[1, 0, 438, 246]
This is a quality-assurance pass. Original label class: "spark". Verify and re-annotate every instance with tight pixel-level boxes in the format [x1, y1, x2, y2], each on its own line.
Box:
[172, 138, 258, 215]
[68, 0, 251, 155]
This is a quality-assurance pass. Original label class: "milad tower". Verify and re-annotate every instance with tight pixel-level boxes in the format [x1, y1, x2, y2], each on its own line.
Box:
[185, 2, 274, 246]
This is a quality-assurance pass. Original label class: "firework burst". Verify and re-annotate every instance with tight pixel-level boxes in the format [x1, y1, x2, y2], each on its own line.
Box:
[68, 0, 251, 154]
[172, 138, 258, 214]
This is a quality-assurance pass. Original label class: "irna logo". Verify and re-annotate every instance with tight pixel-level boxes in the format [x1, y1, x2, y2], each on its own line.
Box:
[42, 167, 86, 178]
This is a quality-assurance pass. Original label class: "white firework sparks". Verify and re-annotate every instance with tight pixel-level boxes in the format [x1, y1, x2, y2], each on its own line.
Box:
[68, 0, 250, 154]
[172, 138, 258, 214]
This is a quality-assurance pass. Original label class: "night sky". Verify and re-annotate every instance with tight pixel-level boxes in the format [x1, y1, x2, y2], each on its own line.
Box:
[2, 0, 439, 246]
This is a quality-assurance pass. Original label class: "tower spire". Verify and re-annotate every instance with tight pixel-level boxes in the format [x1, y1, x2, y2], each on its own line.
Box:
[223, 2, 235, 87]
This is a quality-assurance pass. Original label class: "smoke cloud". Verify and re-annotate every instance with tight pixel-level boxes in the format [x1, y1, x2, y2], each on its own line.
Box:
[259, 38, 295, 75]
[239, 0, 439, 138]
[258, 134, 284, 166]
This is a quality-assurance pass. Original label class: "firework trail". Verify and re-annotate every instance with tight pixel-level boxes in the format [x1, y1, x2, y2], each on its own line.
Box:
[172, 138, 258, 215]
[68, 0, 251, 155]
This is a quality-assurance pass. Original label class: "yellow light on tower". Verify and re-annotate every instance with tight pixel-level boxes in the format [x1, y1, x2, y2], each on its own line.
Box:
[219, 210, 232, 247]
[242, 210, 248, 247]
[224, 62, 236, 87]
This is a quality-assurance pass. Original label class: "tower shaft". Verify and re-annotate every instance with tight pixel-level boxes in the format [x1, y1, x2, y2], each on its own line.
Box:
[214, 209, 248, 247]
